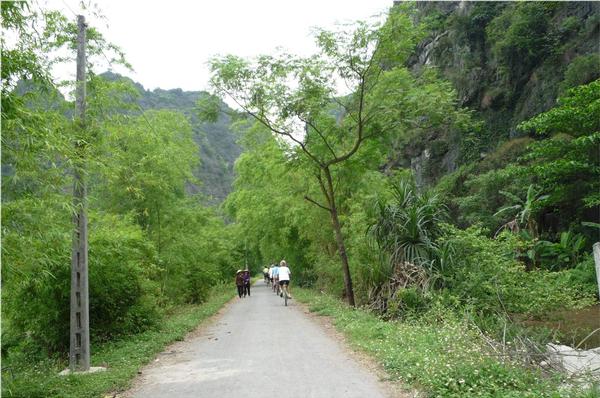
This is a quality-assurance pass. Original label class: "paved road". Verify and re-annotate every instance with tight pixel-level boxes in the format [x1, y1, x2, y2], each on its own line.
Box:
[127, 280, 390, 398]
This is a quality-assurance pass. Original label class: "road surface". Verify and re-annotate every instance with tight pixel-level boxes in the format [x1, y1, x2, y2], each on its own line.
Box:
[127, 281, 392, 398]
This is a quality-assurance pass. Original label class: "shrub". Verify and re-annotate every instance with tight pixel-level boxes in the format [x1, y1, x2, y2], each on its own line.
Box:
[456, 165, 530, 230]
[2, 197, 161, 356]
[312, 254, 346, 298]
[566, 255, 598, 299]
[157, 202, 228, 304]
[560, 54, 600, 93]
[185, 261, 219, 304]
[439, 225, 595, 316]
[387, 286, 432, 316]
[87, 214, 161, 340]
[368, 178, 448, 270]
[477, 137, 534, 172]
[535, 231, 587, 271]
[487, 2, 556, 82]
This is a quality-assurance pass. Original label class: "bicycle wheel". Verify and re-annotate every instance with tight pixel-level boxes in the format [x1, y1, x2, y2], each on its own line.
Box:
[284, 290, 288, 306]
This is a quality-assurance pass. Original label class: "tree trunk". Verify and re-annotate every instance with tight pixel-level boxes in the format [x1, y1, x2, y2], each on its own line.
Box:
[323, 167, 356, 307]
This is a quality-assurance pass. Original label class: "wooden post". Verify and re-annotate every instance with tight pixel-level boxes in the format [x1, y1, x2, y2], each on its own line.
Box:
[69, 14, 90, 372]
[593, 242, 600, 301]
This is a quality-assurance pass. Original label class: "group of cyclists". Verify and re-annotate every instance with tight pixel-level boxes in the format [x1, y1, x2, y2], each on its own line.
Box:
[263, 260, 292, 300]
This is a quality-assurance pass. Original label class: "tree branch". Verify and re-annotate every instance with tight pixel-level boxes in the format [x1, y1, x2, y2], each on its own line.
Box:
[332, 96, 358, 125]
[297, 114, 338, 159]
[324, 73, 366, 167]
[215, 84, 326, 168]
[317, 170, 332, 207]
[304, 195, 331, 212]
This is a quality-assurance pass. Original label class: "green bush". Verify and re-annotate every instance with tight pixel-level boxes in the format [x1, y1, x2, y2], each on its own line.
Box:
[2, 197, 161, 356]
[560, 54, 600, 93]
[487, 2, 556, 82]
[312, 254, 346, 298]
[477, 137, 534, 172]
[388, 286, 432, 316]
[368, 177, 448, 270]
[184, 260, 219, 304]
[2, 196, 70, 356]
[88, 214, 161, 340]
[156, 202, 229, 304]
[535, 231, 587, 271]
[455, 165, 529, 230]
[567, 255, 599, 299]
[439, 225, 595, 316]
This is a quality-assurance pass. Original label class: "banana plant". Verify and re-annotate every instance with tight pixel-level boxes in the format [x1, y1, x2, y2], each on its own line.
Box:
[494, 184, 549, 238]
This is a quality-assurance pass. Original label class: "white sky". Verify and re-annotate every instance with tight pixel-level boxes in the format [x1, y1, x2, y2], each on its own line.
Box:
[45, 0, 394, 93]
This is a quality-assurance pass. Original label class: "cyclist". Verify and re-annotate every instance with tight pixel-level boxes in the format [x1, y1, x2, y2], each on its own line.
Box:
[271, 263, 280, 294]
[263, 266, 269, 284]
[278, 260, 291, 299]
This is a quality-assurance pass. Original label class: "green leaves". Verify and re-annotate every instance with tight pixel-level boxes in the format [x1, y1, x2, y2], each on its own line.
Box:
[2, 4, 236, 361]
[196, 94, 222, 123]
[94, 109, 198, 225]
[439, 225, 595, 316]
[368, 177, 448, 272]
[486, 2, 555, 81]
[440, 79, 599, 236]
[519, 79, 600, 137]
[207, 10, 434, 170]
[516, 80, 600, 213]
[535, 231, 587, 271]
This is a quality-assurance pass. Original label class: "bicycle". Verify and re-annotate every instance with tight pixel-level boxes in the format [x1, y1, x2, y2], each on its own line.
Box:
[280, 283, 290, 306]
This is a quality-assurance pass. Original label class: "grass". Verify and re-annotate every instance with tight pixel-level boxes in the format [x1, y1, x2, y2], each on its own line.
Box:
[2, 288, 235, 398]
[294, 288, 600, 398]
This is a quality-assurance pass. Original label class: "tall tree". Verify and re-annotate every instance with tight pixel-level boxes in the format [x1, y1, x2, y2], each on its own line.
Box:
[206, 9, 439, 305]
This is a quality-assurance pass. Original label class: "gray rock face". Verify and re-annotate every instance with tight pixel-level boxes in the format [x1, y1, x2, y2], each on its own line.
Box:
[395, 2, 600, 186]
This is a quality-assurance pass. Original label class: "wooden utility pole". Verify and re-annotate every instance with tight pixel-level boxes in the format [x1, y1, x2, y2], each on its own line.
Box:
[69, 14, 90, 372]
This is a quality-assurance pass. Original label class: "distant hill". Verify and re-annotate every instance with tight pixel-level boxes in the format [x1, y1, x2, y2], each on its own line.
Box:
[100, 71, 242, 203]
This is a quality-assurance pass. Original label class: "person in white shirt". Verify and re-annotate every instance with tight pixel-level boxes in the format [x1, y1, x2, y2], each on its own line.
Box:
[278, 260, 291, 299]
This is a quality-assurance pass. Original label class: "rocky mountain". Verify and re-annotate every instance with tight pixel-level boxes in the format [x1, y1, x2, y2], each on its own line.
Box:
[395, 1, 600, 185]
[100, 72, 242, 203]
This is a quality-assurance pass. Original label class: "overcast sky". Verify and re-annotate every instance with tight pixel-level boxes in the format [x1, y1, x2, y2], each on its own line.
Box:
[45, 0, 394, 93]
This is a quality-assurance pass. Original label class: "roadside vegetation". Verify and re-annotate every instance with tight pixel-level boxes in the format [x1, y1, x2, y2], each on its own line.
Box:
[2, 288, 234, 398]
[295, 289, 598, 398]
[2, 1, 599, 397]
[2, 3, 241, 396]
[207, 3, 599, 397]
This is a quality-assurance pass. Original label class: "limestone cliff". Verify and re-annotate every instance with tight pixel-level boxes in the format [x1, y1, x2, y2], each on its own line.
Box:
[396, 1, 600, 185]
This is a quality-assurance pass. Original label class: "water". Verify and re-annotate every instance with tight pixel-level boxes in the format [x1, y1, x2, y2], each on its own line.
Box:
[523, 305, 600, 349]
